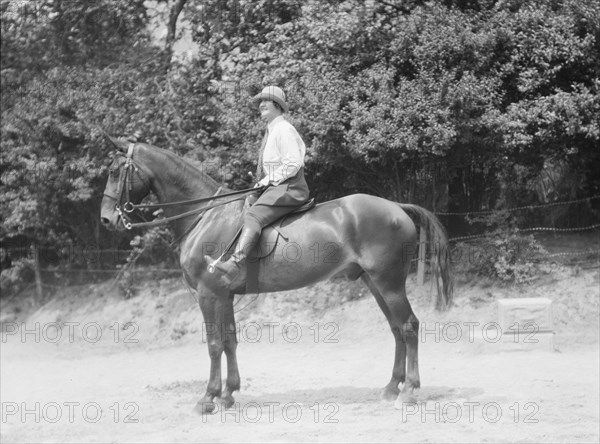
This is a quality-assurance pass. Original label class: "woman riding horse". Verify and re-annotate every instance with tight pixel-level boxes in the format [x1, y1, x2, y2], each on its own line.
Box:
[206, 85, 310, 286]
[101, 128, 453, 413]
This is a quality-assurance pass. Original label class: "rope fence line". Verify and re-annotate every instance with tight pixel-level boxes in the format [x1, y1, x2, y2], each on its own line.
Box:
[1, 248, 135, 254]
[2, 195, 598, 294]
[448, 222, 600, 242]
[412, 249, 599, 264]
[541, 249, 600, 259]
[517, 223, 600, 233]
[435, 194, 600, 217]
[2, 195, 597, 253]
[37, 268, 182, 274]
[34, 247, 600, 270]
[417, 195, 599, 279]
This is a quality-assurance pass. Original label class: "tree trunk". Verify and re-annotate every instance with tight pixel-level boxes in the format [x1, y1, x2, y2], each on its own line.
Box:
[163, 0, 188, 68]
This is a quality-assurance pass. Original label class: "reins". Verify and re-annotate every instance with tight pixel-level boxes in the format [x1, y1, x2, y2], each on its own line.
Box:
[123, 194, 249, 229]
[123, 187, 263, 212]
[108, 143, 264, 231]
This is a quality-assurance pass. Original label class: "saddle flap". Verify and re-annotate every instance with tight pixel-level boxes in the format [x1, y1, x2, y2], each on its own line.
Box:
[244, 199, 316, 293]
[245, 225, 280, 294]
[247, 199, 315, 260]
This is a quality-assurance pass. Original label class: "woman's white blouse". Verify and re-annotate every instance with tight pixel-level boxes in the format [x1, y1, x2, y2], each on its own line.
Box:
[258, 115, 306, 186]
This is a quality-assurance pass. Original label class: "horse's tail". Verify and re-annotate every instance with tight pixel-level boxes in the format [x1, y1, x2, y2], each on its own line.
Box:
[398, 203, 454, 311]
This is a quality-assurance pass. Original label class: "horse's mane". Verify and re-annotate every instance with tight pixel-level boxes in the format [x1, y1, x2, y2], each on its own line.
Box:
[142, 143, 227, 192]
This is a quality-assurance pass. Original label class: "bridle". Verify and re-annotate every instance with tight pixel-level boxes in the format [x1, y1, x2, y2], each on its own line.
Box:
[104, 143, 265, 232]
[103, 144, 150, 229]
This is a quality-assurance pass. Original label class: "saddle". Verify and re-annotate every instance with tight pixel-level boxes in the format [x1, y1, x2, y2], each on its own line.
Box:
[246, 197, 316, 293]
[254, 198, 316, 259]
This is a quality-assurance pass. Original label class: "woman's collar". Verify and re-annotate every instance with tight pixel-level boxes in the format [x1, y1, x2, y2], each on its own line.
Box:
[267, 115, 285, 131]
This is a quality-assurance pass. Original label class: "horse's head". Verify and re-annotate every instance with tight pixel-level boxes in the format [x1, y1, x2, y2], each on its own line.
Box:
[100, 137, 152, 231]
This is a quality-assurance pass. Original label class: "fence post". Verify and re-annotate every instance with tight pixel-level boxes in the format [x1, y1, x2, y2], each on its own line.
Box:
[31, 244, 44, 300]
[417, 226, 426, 285]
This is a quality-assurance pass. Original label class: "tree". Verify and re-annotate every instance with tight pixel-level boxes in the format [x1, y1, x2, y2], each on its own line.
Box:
[1, 0, 152, 275]
[2, 0, 598, 289]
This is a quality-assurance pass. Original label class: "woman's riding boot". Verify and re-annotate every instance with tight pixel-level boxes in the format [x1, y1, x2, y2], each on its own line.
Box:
[213, 224, 261, 286]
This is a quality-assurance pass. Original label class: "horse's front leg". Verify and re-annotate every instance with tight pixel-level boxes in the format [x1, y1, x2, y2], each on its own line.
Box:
[194, 290, 225, 415]
[220, 293, 240, 409]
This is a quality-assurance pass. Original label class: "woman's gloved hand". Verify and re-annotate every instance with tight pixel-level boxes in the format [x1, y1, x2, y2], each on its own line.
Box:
[244, 193, 259, 209]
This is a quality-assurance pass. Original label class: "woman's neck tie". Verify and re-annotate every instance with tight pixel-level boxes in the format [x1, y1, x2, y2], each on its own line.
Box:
[255, 128, 269, 181]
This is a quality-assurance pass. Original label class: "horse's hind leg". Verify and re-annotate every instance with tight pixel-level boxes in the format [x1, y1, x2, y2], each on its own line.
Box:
[361, 274, 405, 399]
[362, 272, 420, 398]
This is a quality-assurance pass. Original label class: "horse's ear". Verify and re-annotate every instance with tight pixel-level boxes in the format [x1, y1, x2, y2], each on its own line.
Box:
[105, 135, 129, 152]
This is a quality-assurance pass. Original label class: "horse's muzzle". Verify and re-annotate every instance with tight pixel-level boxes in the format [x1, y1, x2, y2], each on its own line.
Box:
[100, 211, 124, 232]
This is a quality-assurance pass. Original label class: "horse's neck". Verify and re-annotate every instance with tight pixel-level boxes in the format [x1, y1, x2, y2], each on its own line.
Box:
[137, 145, 239, 242]
[140, 145, 220, 205]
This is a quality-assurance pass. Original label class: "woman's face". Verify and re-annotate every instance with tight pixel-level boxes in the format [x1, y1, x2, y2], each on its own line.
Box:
[259, 100, 281, 123]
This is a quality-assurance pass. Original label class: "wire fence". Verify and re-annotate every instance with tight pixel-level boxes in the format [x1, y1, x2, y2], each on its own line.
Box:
[435, 195, 600, 217]
[411, 194, 600, 276]
[448, 223, 600, 242]
[1, 194, 598, 300]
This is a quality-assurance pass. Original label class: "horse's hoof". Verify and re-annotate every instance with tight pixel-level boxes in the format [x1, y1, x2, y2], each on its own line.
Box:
[218, 394, 236, 409]
[394, 386, 419, 408]
[193, 400, 217, 415]
[382, 385, 400, 401]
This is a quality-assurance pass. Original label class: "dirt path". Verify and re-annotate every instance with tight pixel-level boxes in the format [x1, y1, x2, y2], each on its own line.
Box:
[2, 290, 599, 443]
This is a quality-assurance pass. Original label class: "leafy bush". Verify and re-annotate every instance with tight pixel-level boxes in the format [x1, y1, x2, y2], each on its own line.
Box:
[474, 233, 547, 283]
[463, 209, 548, 283]
[127, 227, 177, 268]
[114, 227, 178, 299]
[2, 0, 598, 295]
[0, 258, 35, 299]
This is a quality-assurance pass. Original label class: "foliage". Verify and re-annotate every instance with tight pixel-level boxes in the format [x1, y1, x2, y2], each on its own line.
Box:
[0, 257, 35, 299]
[1, 0, 148, 71]
[1, 0, 599, 287]
[212, 0, 600, 210]
[464, 209, 548, 283]
[113, 227, 178, 298]
[127, 227, 177, 268]
[1, 0, 155, 268]
[465, 232, 548, 283]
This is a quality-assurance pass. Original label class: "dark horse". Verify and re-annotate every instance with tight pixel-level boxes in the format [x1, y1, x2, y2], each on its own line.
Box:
[100, 138, 453, 414]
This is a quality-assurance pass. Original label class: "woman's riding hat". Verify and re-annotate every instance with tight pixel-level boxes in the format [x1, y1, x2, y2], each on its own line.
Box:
[252, 86, 289, 113]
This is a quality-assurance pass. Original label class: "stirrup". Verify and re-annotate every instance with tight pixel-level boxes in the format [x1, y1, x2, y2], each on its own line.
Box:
[214, 260, 242, 286]
[205, 226, 245, 273]
[205, 255, 242, 285]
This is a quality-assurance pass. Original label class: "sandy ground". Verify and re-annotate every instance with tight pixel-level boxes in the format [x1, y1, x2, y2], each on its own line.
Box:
[1, 267, 599, 443]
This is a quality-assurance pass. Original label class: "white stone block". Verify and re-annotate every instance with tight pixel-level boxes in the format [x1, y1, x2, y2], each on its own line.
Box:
[497, 298, 553, 333]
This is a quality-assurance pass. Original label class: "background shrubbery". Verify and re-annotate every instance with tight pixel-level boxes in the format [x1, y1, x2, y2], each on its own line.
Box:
[1, 0, 599, 293]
